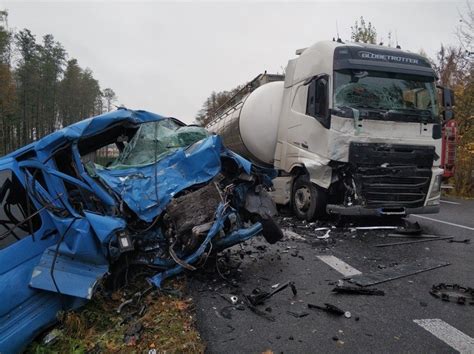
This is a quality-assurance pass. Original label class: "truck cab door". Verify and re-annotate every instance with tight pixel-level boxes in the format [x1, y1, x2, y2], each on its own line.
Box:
[306, 75, 331, 129]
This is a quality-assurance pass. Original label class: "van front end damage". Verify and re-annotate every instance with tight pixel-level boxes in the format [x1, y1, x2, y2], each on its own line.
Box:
[0, 109, 281, 353]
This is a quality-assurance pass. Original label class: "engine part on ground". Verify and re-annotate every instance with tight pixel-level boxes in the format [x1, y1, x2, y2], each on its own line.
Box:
[430, 284, 474, 305]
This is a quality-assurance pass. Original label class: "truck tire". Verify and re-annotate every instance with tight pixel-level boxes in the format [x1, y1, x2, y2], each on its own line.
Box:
[291, 176, 327, 221]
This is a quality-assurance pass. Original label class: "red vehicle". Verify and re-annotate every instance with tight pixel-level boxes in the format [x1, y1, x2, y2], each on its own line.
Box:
[441, 119, 457, 178]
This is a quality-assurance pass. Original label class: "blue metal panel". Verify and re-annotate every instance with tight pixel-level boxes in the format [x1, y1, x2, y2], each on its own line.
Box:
[29, 249, 108, 299]
[0, 291, 85, 353]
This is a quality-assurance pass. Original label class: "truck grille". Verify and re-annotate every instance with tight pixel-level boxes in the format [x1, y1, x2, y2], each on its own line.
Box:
[349, 142, 435, 209]
[354, 167, 432, 208]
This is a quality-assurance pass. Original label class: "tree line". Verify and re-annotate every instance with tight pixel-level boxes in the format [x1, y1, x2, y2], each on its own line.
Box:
[0, 10, 117, 156]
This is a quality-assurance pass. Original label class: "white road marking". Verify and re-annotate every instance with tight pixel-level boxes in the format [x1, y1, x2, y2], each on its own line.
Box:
[414, 319, 474, 354]
[317, 255, 362, 277]
[440, 200, 461, 205]
[411, 215, 474, 231]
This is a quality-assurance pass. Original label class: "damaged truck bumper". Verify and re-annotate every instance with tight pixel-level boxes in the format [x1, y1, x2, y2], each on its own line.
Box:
[326, 204, 440, 216]
[326, 143, 443, 217]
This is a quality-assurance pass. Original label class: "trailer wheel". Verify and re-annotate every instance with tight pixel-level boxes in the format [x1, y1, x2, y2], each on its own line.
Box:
[291, 176, 327, 221]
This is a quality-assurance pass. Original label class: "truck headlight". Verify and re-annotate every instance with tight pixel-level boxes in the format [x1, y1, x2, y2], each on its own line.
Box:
[428, 174, 442, 199]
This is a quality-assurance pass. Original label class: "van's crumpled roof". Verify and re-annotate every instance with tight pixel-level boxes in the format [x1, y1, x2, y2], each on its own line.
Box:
[95, 135, 224, 222]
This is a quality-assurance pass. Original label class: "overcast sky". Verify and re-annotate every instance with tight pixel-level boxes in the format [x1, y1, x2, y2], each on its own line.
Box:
[1, 1, 466, 123]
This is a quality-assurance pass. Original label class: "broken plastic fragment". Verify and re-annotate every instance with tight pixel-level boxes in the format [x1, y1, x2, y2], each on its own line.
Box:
[317, 230, 331, 239]
[307, 303, 346, 316]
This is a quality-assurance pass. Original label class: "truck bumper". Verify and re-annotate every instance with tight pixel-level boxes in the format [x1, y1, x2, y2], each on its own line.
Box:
[326, 204, 440, 216]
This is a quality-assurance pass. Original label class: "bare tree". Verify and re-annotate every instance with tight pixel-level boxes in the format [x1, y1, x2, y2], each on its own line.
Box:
[102, 88, 117, 112]
[457, 1, 473, 55]
[351, 17, 377, 44]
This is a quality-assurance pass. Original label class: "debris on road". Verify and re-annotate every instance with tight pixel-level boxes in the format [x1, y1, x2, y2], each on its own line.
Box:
[430, 284, 474, 305]
[448, 239, 471, 244]
[349, 259, 451, 287]
[219, 293, 239, 305]
[332, 285, 385, 296]
[317, 229, 331, 239]
[283, 229, 306, 241]
[392, 221, 423, 235]
[375, 236, 453, 247]
[307, 303, 347, 317]
[246, 281, 297, 306]
[244, 299, 276, 322]
[386, 233, 441, 239]
[355, 221, 422, 234]
[287, 310, 309, 318]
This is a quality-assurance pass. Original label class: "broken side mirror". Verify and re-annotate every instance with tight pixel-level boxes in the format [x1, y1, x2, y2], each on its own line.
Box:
[438, 86, 455, 122]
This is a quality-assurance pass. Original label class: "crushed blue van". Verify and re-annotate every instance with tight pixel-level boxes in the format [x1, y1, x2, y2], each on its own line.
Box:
[0, 108, 281, 352]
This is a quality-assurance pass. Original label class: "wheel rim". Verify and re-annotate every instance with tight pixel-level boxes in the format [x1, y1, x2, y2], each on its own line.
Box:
[294, 186, 311, 213]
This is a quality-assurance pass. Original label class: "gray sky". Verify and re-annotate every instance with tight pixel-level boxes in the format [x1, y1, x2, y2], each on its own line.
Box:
[2, 1, 466, 123]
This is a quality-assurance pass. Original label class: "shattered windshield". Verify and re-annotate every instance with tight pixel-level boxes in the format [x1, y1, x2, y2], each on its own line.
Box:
[105, 119, 209, 169]
[333, 70, 439, 121]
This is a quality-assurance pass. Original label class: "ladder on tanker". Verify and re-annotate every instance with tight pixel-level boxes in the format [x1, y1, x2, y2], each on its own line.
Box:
[206, 72, 284, 129]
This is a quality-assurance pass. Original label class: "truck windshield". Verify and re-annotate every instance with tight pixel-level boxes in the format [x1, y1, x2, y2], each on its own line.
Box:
[333, 70, 439, 122]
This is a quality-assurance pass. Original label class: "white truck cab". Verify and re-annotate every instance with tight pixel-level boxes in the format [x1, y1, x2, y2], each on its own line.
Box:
[208, 40, 451, 221]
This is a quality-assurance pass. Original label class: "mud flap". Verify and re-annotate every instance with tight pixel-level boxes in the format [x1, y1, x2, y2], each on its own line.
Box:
[260, 216, 283, 244]
[244, 187, 283, 244]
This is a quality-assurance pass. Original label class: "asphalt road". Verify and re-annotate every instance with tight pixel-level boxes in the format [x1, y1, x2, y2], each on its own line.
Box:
[190, 196, 474, 353]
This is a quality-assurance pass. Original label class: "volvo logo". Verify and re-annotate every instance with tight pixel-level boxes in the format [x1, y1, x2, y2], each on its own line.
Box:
[358, 51, 419, 64]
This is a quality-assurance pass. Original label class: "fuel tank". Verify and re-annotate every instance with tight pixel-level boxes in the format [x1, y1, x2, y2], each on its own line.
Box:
[207, 81, 284, 166]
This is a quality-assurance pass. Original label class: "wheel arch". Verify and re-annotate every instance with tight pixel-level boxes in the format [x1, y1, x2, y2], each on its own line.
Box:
[289, 162, 331, 190]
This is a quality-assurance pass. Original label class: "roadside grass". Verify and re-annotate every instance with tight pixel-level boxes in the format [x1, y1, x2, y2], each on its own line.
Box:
[26, 278, 205, 353]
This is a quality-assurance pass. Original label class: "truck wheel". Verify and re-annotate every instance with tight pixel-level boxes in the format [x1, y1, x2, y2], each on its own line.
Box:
[291, 176, 327, 221]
